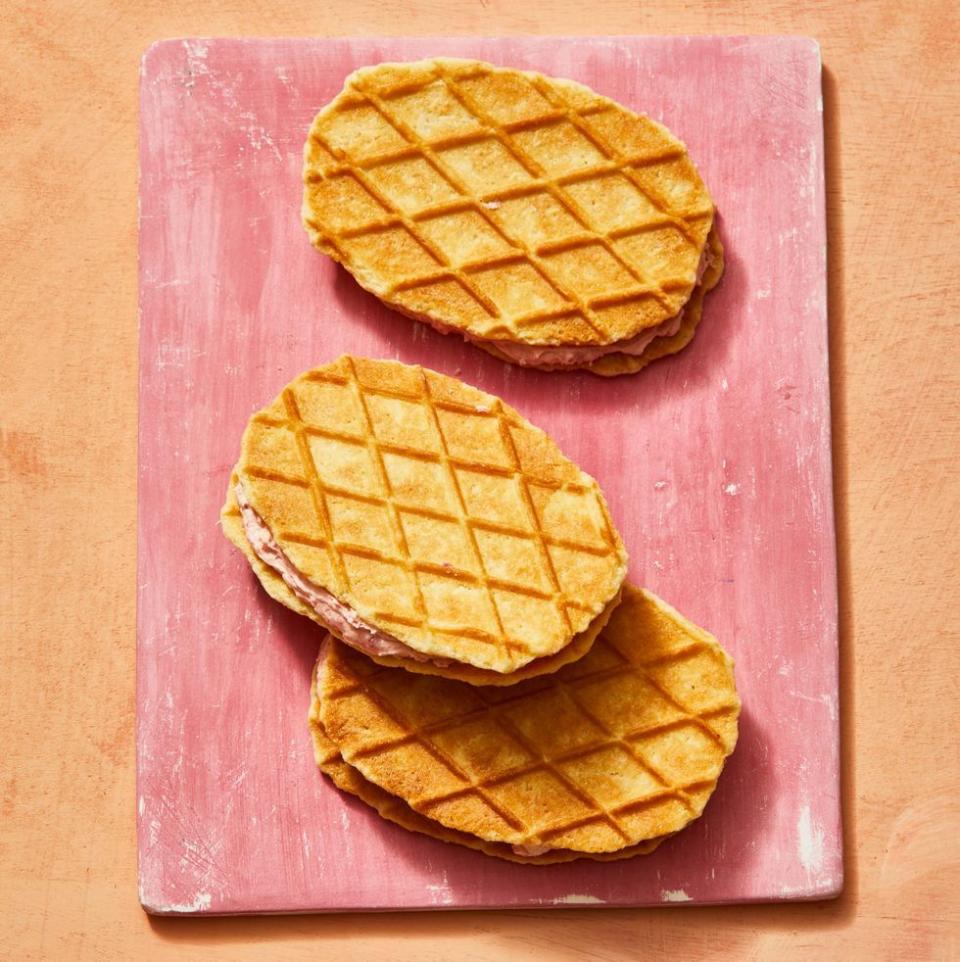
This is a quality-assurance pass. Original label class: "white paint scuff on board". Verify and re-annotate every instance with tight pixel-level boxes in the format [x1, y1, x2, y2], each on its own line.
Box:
[661, 889, 692, 902]
[552, 893, 606, 904]
[159, 890, 212, 913]
[426, 871, 454, 905]
[797, 804, 826, 873]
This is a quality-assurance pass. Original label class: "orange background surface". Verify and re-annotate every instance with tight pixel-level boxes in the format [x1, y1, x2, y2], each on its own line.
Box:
[2, 1, 958, 959]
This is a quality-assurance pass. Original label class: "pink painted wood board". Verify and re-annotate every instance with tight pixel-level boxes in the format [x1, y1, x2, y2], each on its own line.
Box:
[137, 35, 839, 915]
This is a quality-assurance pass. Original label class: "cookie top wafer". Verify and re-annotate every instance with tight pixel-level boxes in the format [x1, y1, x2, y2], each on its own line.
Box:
[302, 59, 716, 355]
[227, 356, 627, 675]
[307, 658, 665, 863]
[317, 584, 740, 856]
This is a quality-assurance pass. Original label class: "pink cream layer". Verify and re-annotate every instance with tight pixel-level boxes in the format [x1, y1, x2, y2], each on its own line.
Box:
[236, 482, 448, 666]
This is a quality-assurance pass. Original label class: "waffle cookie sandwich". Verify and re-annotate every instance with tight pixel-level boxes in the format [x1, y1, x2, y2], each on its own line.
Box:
[312, 584, 740, 862]
[221, 356, 628, 683]
[302, 58, 724, 375]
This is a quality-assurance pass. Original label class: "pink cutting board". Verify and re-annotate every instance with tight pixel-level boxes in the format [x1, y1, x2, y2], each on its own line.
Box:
[137, 35, 840, 915]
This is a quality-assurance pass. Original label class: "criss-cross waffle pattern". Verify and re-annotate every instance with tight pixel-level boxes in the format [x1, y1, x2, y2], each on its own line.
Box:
[307, 658, 665, 864]
[235, 357, 627, 674]
[318, 584, 740, 854]
[302, 58, 715, 348]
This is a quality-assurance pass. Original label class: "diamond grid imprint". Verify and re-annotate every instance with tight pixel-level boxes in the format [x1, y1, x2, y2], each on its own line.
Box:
[302, 59, 715, 345]
[319, 587, 740, 851]
[239, 358, 626, 672]
[306, 657, 670, 864]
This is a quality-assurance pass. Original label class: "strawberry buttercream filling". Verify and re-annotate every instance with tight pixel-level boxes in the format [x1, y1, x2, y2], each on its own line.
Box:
[236, 482, 450, 666]
[488, 311, 684, 367]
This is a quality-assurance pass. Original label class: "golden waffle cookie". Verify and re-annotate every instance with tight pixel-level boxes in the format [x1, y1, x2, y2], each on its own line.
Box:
[308, 658, 665, 864]
[222, 481, 618, 685]
[302, 59, 717, 366]
[224, 356, 628, 676]
[318, 584, 740, 856]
